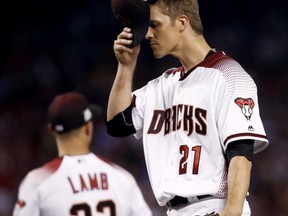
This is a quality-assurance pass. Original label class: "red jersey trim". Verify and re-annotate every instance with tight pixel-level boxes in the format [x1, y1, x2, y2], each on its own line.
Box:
[224, 133, 268, 146]
[43, 157, 63, 173]
[179, 51, 229, 81]
[199, 51, 229, 68]
[16, 199, 26, 208]
[166, 67, 182, 75]
[132, 94, 136, 107]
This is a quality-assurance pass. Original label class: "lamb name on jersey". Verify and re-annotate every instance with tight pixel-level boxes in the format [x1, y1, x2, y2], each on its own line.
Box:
[68, 172, 108, 193]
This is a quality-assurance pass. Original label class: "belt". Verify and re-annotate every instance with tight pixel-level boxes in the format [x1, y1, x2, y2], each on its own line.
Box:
[166, 195, 212, 208]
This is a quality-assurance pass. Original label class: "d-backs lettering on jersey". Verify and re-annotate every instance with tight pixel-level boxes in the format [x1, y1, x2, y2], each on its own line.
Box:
[147, 104, 207, 136]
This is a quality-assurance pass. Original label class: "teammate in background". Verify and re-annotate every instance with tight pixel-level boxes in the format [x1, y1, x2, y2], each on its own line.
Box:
[106, 0, 269, 215]
[13, 92, 152, 216]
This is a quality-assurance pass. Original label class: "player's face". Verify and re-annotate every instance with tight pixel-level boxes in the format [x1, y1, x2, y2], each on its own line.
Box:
[145, 5, 181, 58]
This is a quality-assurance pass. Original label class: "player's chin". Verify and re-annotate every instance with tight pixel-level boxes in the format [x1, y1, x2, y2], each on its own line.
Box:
[150, 45, 163, 58]
[152, 49, 166, 59]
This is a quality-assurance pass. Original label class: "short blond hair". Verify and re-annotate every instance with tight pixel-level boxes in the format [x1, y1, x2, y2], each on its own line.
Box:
[152, 0, 203, 35]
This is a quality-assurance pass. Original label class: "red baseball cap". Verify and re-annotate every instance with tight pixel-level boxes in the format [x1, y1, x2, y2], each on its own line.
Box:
[111, 0, 150, 47]
[48, 92, 102, 134]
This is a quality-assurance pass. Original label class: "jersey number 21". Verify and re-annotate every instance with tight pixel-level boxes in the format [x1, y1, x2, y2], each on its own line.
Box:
[179, 145, 201, 175]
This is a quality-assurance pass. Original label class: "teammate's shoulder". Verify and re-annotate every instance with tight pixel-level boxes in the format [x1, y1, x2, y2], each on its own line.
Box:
[97, 155, 125, 170]
[96, 155, 116, 167]
[28, 157, 61, 175]
[96, 155, 136, 179]
[42, 157, 63, 171]
[20, 157, 63, 189]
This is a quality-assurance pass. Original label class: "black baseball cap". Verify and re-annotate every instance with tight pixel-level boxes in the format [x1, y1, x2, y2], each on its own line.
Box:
[111, 0, 150, 47]
[48, 92, 102, 134]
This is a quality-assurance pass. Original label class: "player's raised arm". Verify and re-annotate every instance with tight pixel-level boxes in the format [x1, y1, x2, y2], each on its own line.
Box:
[107, 0, 150, 121]
[107, 27, 140, 121]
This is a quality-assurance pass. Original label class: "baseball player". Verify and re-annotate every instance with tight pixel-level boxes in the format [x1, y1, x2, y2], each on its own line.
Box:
[13, 92, 152, 216]
[106, 0, 269, 215]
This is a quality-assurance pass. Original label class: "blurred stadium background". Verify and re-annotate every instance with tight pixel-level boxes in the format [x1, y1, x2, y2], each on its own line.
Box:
[0, 0, 287, 215]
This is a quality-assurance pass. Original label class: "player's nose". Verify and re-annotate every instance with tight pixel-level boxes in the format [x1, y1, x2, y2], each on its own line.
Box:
[145, 27, 153, 40]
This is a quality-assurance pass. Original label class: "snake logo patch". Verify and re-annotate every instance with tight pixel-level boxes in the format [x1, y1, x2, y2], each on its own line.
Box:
[234, 97, 255, 121]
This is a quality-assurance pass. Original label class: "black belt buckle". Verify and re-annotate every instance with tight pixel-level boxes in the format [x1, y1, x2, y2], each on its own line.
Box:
[166, 195, 211, 208]
[166, 196, 188, 208]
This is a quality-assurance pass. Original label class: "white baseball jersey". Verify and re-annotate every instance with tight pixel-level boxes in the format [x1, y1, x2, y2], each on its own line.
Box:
[13, 153, 152, 216]
[131, 51, 269, 206]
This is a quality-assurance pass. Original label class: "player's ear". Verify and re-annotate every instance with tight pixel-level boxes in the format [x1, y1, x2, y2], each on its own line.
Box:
[47, 123, 55, 134]
[84, 122, 93, 136]
[177, 15, 189, 32]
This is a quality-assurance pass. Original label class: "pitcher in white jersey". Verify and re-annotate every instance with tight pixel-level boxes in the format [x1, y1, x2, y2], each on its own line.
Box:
[106, 0, 269, 215]
[13, 92, 152, 216]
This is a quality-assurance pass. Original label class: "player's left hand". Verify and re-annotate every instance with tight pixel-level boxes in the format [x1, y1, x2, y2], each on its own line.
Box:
[114, 27, 140, 66]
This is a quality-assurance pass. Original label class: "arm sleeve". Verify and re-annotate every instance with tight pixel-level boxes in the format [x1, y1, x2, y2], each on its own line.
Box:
[215, 58, 268, 153]
[13, 174, 40, 216]
[226, 139, 254, 163]
[105, 104, 136, 137]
